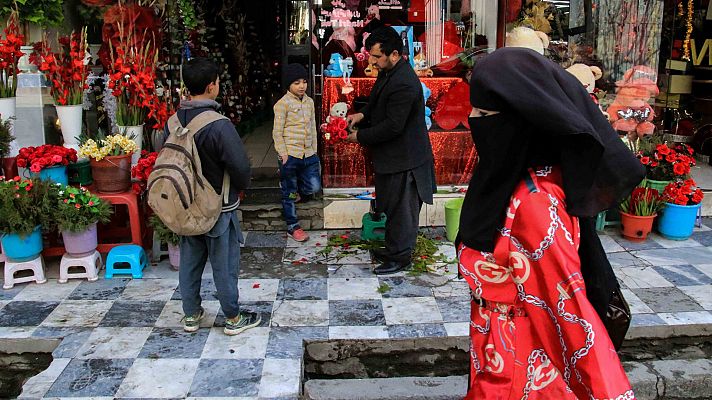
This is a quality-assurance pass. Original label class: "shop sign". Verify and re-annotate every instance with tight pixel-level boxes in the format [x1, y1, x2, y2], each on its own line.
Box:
[377, 0, 402, 10]
[692, 39, 712, 66]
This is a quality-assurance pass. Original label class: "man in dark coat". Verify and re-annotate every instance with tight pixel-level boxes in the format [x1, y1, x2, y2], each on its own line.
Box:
[346, 26, 435, 275]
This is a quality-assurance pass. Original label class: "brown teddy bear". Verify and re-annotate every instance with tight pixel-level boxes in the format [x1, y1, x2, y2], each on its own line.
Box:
[606, 65, 659, 138]
[565, 63, 609, 120]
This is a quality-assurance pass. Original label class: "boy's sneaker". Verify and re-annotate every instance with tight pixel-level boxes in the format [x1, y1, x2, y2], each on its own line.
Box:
[289, 228, 309, 242]
[224, 311, 262, 336]
[182, 307, 205, 332]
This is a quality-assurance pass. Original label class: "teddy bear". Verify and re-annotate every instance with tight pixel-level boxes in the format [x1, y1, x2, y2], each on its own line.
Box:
[327, 102, 349, 123]
[505, 26, 549, 55]
[320, 102, 350, 143]
[565, 63, 609, 120]
[606, 65, 659, 138]
[324, 53, 344, 77]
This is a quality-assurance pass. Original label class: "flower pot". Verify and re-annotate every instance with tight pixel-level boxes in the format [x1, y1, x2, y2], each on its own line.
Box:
[657, 202, 702, 240]
[56, 105, 84, 152]
[118, 125, 144, 166]
[1, 157, 18, 178]
[0, 97, 17, 156]
[90, 154, 132, 193]
[167, 243, 180, 269]
[62, 223, 98, 257]
[0, 225, 43, 262]
[68, 159, 93, 186]
[644, 179, 671, 193]
[619, 212, 656, 242]
[32, 164, 68, 186]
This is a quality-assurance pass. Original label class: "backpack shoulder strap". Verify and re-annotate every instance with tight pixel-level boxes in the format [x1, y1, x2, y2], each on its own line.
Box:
[166, 113, 182, 136]
[183, 110, 229, 137]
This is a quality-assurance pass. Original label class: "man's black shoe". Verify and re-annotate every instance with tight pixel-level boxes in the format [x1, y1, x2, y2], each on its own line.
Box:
[373, 261, 412, 275]
[370, 248, 389, 263]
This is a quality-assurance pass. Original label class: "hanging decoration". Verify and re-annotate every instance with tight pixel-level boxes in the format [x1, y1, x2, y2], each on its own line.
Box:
[679, 0, 694, 61]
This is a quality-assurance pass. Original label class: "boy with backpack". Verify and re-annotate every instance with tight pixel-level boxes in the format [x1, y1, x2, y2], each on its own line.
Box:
[148, 57, 259, 335]
[272, 63, 322, 242]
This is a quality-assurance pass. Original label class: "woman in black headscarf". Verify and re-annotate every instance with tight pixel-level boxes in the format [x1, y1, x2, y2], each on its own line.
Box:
[457, 47, 642, 399]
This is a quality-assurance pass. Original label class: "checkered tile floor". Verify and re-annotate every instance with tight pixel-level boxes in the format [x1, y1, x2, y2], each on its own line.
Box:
[1, 221, 712, 399]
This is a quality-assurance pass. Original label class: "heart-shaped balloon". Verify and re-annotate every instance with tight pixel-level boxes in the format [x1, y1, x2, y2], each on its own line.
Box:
[433, 81, 471, 131]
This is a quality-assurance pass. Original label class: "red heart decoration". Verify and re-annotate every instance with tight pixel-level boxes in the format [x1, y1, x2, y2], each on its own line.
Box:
[433, 81, 471, 131]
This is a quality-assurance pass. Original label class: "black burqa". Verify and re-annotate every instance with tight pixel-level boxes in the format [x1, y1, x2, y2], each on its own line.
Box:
[457, 47, 645, 317]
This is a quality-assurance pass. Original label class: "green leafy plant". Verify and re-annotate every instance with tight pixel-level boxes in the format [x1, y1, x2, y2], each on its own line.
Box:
[0, 177, 58, 236]
[377, 283, 391, 294]
[316, 233, 456, 276]
[149, 214, 180, 245]
[0, 116, 15, 158]
[54, 186, 112, 232]
[409, 234, 454, 276]
[0, 0, 65, 27]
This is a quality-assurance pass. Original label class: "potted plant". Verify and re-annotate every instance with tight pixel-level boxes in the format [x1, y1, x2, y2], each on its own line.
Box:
[106, 24, 161, 165]
[34, 28, 90, 152]
[0, 11, 23, 144]
[657, 179, 705, 241]
[149, 215, 180, 271]
[78, 132, 138, 193]
[636, 139, 695, 192]
[0, 115, 17, 177]
[618, 184, 664, 242]
[0, 177, 57, 261]
[54, 186, 112, 256]
[16, 144, 78, 185]
[131, 150, 157, 195]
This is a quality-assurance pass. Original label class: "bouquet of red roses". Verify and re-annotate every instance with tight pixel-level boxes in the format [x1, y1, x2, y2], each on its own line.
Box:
[637, 142, 696, 181]
[0, 11, 24, 98]
[131, 150, 158, 194]
[320, 117, 349, 144]
[16, 145, 78, 173]
[663, 179, 705, 206]
[34, 28, 89, 106]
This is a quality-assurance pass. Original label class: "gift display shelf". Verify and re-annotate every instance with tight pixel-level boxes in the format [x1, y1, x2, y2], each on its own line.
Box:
[321, 77, 476, 188]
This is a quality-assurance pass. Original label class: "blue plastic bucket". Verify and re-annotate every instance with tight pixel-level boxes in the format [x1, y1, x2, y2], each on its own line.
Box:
[657, 202, 701, 240]
[0, 225, 43, 262]
[32, 165, 68, 185]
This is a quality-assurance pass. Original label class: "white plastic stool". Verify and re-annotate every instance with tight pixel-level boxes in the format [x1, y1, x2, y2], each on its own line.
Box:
[59, 251, 103, 284]
[3, 255, 47, 289]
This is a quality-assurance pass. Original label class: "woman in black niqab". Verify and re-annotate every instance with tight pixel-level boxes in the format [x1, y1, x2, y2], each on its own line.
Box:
[457, 47, 641, 400]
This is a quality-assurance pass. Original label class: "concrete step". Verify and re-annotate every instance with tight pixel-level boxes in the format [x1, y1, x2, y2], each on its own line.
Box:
[302, 360, 712, 400]
[303, 376, 467, 400]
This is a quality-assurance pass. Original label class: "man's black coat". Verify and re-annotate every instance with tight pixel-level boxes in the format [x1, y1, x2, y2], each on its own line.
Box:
[357, 58, 435, 179]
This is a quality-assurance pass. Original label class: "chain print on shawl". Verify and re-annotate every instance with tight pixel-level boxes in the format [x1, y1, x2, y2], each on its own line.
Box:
[458, 167, 635, 400]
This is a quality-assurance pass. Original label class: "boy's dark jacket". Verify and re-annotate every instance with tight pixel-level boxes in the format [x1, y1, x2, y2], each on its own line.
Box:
[165, 99, 251, 211]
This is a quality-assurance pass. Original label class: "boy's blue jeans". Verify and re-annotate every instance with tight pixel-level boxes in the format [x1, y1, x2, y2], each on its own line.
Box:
[179, 210, 243, 319]
[279, 154, 321, 231]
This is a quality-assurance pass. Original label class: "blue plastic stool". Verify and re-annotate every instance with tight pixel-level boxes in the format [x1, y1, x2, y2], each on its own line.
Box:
[105, 245, 147, 279]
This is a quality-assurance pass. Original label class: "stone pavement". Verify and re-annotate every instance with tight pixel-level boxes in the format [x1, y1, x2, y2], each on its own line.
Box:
[0, 220, 711, 399]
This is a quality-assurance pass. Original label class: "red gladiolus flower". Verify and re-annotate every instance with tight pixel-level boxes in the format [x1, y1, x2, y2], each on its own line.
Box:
[640, 156, 650, 165]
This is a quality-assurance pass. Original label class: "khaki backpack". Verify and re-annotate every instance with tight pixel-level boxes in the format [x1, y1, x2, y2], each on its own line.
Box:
[147, 110, 230, 236]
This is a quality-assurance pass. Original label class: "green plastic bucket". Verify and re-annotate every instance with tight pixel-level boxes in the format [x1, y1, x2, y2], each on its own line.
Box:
[444, 198, 464, 242]
[644, 179, 671, 194]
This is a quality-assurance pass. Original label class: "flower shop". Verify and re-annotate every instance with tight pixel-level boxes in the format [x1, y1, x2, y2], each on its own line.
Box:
[0, 0, 710, 284]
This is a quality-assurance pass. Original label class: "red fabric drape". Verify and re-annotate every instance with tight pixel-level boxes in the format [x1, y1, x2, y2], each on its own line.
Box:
[321, 77, 477, 188]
